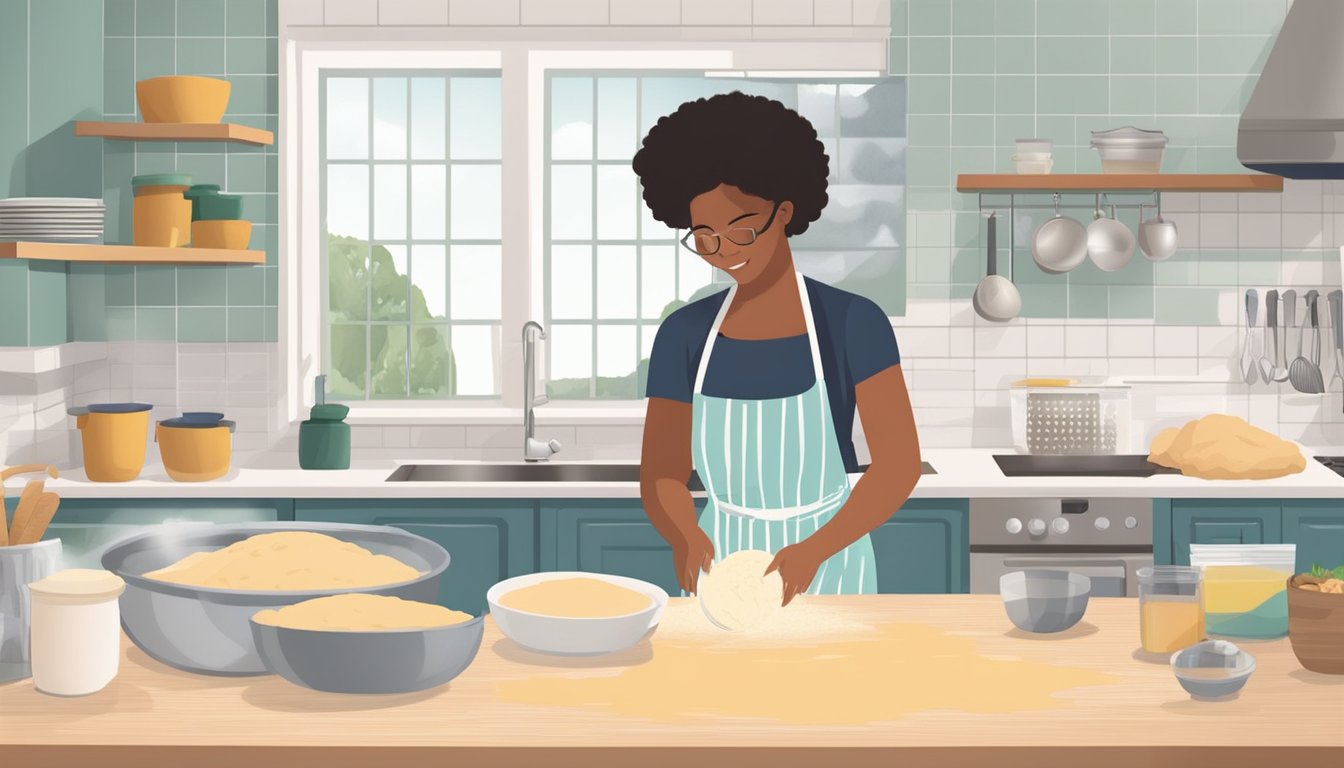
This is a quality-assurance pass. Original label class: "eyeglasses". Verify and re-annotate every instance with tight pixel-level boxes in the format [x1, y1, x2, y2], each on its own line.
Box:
[680, 202, 782, 256]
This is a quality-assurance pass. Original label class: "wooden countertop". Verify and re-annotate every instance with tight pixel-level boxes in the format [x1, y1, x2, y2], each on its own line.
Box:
[1, 596, 1339, 768]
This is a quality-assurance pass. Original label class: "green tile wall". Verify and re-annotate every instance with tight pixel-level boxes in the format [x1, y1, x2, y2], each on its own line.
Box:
[891, 0, 1297, 323]
[97, 0, 280, 343]
[1, 0, 277, 347]
[0, 0, 103, 346]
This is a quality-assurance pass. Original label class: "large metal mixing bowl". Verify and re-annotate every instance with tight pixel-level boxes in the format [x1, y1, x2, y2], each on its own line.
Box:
[101, 522, 449, 675]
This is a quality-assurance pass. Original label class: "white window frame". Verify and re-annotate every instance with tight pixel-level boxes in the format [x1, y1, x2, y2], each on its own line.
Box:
[281, 35, 874, 426]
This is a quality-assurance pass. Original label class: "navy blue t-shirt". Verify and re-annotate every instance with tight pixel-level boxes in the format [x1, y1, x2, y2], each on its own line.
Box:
[645, 277, 901, 473]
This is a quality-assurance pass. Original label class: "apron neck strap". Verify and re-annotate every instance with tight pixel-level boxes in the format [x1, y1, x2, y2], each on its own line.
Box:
[693, 271, 823, 394]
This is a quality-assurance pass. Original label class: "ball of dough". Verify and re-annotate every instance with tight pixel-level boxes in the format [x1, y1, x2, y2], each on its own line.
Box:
[697, 549, 784, 632]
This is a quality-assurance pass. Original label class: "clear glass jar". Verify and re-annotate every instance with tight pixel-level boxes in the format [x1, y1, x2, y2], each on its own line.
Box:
[1138, 565, 1205, 654]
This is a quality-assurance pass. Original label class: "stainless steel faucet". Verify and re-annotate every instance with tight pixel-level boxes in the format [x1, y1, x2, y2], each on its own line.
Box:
[522, 321, 561, 461]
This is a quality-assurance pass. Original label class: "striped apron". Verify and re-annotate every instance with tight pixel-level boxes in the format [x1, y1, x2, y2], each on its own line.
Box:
[691, 271, 876, 595]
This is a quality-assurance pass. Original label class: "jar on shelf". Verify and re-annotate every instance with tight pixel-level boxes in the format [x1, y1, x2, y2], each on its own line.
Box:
[131, 173, 193, 247]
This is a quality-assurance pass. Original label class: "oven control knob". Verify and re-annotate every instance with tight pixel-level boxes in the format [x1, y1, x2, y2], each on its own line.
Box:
[1124, 516, 1138, 529]
[1005, 518, 1023, 534]
[1094, 516, 1111, 531]
[1027, 518, 1047, 536]
[1051, 518, 1070, 534]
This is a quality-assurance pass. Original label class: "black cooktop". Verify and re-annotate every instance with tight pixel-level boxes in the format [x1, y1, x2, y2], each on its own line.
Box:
[993, 454, 1182, 477]
[1315, 457, 1344, 477]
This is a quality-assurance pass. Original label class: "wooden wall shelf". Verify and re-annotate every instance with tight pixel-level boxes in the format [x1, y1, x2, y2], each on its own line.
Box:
[0, 242, 264, 265]
[956, 173, 1284, 193]
[75, 121, 274, 146]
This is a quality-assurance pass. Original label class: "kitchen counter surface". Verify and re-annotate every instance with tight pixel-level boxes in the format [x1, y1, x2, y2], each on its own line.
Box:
[7, 448, 1344, 499]
[1, 596, 1337, 768]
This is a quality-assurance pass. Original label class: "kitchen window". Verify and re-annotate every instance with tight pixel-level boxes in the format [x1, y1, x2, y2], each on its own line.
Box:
[320, 70, 503, 401]
[543, 73, 908, 400]
[288, 47, 903, 417]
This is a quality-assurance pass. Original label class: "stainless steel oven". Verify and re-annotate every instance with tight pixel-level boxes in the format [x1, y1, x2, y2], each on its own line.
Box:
[969, 498, 1153, 597]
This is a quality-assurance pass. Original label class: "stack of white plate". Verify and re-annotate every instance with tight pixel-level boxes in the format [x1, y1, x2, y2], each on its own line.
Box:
[0, 197, 105, 243]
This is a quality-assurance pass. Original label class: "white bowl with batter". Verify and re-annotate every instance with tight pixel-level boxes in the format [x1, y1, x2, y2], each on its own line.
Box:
[487, 572, 668, 655]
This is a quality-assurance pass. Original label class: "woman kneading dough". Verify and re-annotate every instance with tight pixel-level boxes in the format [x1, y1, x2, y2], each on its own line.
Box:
[144, 531, 421, 590]
[635, 93, 923, 603]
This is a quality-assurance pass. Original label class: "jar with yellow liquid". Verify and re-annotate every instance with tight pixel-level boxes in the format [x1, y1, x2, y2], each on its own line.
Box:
[1137, 566, 1205, 654]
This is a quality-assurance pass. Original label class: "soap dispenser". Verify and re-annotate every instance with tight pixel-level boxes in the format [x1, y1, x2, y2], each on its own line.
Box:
[298, 375, 351, 470]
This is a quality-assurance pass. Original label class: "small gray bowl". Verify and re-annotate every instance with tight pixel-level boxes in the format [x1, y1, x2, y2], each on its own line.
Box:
[1171, 640, 1256, 699]
[1000, 569, 1091, 633]
[251, 614, 485, 694]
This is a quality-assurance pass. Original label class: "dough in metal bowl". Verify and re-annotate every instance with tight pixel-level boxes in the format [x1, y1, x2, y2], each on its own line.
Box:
[697, 549, 784, 631]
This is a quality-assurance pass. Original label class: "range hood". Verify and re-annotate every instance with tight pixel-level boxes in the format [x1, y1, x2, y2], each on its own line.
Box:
[1237, 0, 1344, 179]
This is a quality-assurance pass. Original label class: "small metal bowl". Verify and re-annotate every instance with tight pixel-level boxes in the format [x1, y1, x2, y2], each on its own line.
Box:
[1171, 640, 1256, 699]
[1000, 570, 1091, 633]
[250, 614, 484, 694]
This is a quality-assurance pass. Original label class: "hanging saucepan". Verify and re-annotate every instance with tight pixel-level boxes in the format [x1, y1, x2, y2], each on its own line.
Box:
[1031, 193, 1088, 274]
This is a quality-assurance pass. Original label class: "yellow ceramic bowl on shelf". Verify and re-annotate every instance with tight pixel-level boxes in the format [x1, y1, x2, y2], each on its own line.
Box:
[191, 219, 252, 250]
[136, 76, 231, 123]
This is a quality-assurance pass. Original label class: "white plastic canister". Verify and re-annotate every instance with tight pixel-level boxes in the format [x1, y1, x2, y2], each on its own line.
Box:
[27, 569, 126, 696]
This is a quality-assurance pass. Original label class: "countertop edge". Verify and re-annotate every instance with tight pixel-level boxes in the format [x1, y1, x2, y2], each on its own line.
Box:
[5, 744, 1338, 768]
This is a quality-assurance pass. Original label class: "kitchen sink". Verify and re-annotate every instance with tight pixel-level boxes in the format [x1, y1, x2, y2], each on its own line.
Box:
[386, 461, 934, 486]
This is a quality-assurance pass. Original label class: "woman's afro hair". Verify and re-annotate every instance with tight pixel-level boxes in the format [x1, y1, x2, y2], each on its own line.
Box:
[632, 91, 829, 237]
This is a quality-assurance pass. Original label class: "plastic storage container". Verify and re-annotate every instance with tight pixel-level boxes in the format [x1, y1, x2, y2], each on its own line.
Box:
[28, 569, 126, 696]
[1009, 381, 1132, 454]
[131, 173, 192, 247]
[183, 184, 243, 221]
[1138, 565, 1205, 653]
[1190, 544, 1296, 638]
[1090, 126, 1168, 173]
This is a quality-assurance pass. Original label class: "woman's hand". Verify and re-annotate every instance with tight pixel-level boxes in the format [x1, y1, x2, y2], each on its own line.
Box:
[674, 526, 715, 594]
[765, 540, 829, 605]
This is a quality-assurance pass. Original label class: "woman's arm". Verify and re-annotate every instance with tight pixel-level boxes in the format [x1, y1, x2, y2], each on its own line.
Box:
[767, 364, 922, 602]
[640, 396, 715, 593]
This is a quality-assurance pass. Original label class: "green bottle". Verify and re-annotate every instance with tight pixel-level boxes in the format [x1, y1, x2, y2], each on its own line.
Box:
[298, 375, 351, 470]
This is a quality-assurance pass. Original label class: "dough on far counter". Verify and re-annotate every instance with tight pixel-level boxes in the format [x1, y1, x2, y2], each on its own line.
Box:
[1147, 414, 1305, 480]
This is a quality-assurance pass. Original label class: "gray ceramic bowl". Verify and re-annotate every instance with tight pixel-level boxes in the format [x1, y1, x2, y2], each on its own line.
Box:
[1171, 640, 1256, 699]
[1000, 569, 1091, 633]
[101, 522, 449, 676]
[251, 613, 484, 694]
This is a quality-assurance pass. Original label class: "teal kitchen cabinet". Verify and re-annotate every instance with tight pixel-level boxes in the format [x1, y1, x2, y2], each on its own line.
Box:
[543, 500, 704, 596]
[869, 500, 969, 594]
[543, 498, 970, 595]
[1283, 501, 1344, 572]
[294, 500, 534, 614]
[1159, 500, 1283, 565]
[2, 498, 292, 568]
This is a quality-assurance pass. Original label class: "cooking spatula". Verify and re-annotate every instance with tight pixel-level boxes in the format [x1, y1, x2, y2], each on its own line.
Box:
[1252, 287, 1274, 384]
[1289, 290, 1324, 393]
[1241, 289, 1259, 384]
